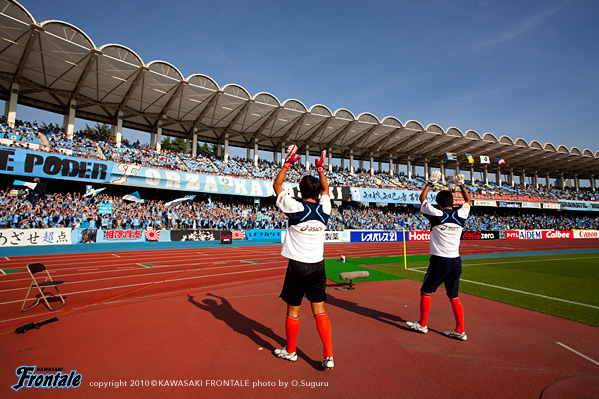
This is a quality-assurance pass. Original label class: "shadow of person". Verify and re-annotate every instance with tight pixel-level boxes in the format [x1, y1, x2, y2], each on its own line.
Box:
[188, 294, 323, 370]
[187, 293, 285, 351]
[327, 292, 409, 330]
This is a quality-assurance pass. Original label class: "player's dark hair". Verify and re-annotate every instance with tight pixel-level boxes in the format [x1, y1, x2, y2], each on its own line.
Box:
[299, 175, 321, 201]
[436, 190, 454, 208]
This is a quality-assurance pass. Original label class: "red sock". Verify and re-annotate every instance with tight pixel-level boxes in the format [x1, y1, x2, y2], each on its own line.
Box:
[285, 315, 299, 353]
[450, 297, 465, 333]
[314, 313, 333, 358]
[419, 294, 431, 327]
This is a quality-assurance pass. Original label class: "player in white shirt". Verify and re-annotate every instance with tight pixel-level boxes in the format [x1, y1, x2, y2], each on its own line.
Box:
[272, 145, 334, 370]
[406, 171, 472, 341]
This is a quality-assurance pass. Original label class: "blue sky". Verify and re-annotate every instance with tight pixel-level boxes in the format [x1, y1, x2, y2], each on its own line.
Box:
[11, 0, 599, 152]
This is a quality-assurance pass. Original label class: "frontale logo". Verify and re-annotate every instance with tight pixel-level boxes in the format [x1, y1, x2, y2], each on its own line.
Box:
[11, 366, 82, 391]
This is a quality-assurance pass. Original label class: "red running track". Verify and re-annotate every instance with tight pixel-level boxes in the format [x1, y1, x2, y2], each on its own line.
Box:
[0, 238, 598, 398]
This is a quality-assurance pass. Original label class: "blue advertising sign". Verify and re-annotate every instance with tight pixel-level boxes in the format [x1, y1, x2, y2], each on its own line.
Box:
[350, 230, 407, 243]
[497, 201, 520, 208]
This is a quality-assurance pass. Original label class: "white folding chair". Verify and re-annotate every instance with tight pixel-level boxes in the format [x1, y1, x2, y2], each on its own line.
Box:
[21, 263, 66, 312]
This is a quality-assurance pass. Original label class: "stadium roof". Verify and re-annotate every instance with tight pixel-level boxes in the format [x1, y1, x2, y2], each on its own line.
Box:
[0, 0, 598, 180]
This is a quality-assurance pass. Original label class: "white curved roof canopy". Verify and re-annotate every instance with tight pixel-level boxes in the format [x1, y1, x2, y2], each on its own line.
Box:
[0, 0, 597, 179]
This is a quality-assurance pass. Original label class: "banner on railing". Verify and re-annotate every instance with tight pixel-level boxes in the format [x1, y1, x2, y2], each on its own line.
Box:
[0, 228, 72, 247]
[557, 200, 599, 212]
[170, 229, 229, 242]
[350, 188, 435, 204]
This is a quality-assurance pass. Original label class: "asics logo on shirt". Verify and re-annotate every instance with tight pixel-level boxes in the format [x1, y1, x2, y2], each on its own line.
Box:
[438, 226, 460, 231]
[300, 225, 324, 232]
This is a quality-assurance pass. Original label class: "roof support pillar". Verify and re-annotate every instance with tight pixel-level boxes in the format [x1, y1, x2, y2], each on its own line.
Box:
[155, 122, 163, 152]
[192, 129, 198, 157]
[305, 145, 310, 170]
[111, 111, 123, 148]
[546, 172, 551, 188]
[509, 169, 514, 187]
[455, 162, 460, 177]
[389, 156, 393, 176]
[369, 153, 374, 176]
[484, 165, 489, 186]
[350, 150, 354, 175]
[407, 157, 412, 180]
[327, 147, 332, 171]
[533, 171, 539, 189]
[253, 138, 259, 167]
[591, 175, 596, 191]
[4, 83, 18, 127]
[440, 161, 445, 184]
[574, 174, 579, 191]
[224, 133, 229, 162]
[424, 159, 429, 181]
[280, 142, 286, 167]
[273, 147, 278, 165]
[496, 167, 501, 186]
[469, 164, 474, 184]
[560, 173, 565, 190]
[359, 158, 364, 174]
[520, 170, 526, 187]
[63, 100, 76, 140]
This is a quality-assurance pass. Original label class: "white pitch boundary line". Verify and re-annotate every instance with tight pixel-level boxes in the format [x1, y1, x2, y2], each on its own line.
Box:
[406, 255, 599, 272]
[0, 265, 286, 306]
[556, 342, 599, 367]
[407, 268, 599, 310]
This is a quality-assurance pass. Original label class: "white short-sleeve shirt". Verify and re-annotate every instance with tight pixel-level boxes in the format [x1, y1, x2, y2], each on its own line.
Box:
[276, 191, 331, 263]
[421, 201, 470, 258]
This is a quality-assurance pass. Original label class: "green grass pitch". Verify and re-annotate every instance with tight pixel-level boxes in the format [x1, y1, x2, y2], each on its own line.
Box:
[328, 253, 599, 327]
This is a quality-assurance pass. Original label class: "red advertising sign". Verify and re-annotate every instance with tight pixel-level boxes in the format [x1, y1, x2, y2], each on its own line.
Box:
[542, 231, 573, 239]
[505, 231, 520, 239]
[408, 231, 430, 241]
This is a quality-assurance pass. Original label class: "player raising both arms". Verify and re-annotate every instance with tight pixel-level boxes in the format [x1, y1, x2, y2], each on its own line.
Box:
[272, 145, 334, 370]
[406, 171, 472, 341]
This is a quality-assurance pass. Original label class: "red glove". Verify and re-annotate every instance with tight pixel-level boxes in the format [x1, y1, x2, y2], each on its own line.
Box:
[283, 145, 300, 169]
[315, 150, 326, 173]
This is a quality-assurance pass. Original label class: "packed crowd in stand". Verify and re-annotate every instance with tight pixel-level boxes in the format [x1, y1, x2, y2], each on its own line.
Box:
[1, 188, 598, 231]
[1, 117, 598, 234]
[2, 118, 597, 202]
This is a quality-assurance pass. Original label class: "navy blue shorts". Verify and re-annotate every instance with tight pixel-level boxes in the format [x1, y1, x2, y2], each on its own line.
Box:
[420, 255, 462, 298]
[280, 259, 326, 306]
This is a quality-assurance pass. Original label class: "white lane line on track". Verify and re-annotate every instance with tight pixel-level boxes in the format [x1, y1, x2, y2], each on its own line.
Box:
[112, 254, 120, 257]
[407, 268, 599, 310]
[0, 262, 286, 295]
[0, 259, 287, 288]
[556, 342, 599, 367]
[0, 265, 286, 306]
[4, 257, 9, 260]
[0, 275, 283, 325]
[0, 254, 285, 278]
